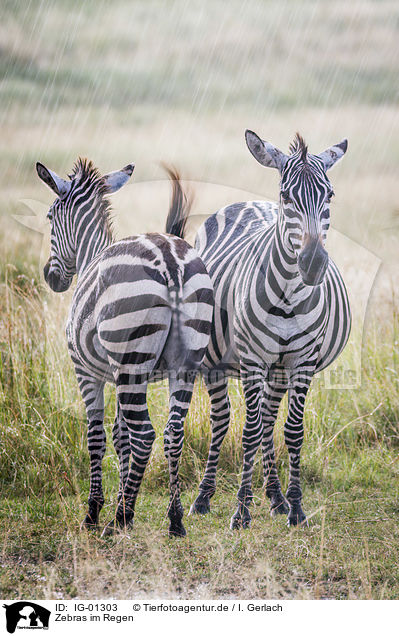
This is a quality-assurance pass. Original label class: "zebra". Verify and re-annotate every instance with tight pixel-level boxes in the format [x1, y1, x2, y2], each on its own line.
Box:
[36, 159, 213, 537]
[167, 131, 350, 528]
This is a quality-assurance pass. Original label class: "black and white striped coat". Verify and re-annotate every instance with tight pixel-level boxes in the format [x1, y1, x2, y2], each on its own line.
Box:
[169, 132, 350, 528]
[37, 159, 213, 537]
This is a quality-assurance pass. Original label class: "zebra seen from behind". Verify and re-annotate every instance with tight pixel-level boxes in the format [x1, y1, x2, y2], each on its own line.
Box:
[37, 159, 213, 537]
[167, 131, 350, 528]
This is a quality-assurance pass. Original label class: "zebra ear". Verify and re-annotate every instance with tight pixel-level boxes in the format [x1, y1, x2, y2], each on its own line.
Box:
[318, 139, 348, 171]
[245, 130, 288, 172]
[103, 164, 135, 193]
[36, 162, 71, 199]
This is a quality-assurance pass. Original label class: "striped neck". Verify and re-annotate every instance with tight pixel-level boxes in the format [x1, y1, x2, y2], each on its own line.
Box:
[272, 212, 300, 279]
[264, 211, 313, 305]
[75, 213, 113, 278]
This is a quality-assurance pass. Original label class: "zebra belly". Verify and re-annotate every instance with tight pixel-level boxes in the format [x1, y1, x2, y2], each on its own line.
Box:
[233, 321, 325, 371]
[315, 262, 351, 372]
[67, 320, 114, 383]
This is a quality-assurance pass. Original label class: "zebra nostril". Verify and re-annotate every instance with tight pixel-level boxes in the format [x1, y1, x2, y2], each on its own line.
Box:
[47, 270, 58, 290]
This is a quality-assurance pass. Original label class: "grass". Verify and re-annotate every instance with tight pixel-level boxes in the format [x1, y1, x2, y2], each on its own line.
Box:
[1, 0, 399, 600]
[2, 487, 399, 600]
[1, 0, 398, 113]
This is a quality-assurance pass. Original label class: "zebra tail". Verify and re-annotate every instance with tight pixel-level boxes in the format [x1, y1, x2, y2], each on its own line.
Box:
[168, 287, 201, 378]
[164, 165, 193, 239]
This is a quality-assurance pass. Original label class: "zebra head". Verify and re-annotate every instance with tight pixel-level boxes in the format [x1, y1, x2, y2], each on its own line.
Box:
[36, 159, 134, 292]
[245, 130, 347, 286]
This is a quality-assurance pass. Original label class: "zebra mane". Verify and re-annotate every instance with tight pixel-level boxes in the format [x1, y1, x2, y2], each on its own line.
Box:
[70, 157, 114, 240]
[289, 133, 308, 163]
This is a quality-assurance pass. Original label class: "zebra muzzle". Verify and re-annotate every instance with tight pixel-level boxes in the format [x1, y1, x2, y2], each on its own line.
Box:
[43, 260, 71, 292]
[298, 239, 329, 286]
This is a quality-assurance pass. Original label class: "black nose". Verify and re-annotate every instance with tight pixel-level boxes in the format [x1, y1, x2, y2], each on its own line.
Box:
[43, 260, 70, 292]
[298, 239, 329, 286]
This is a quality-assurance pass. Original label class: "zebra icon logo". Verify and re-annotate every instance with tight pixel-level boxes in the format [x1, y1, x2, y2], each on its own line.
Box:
[3, 602, 50, 633]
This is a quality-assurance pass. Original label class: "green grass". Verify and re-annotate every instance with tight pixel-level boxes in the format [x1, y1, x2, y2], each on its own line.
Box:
[2, 486, 399, 600]
[1, 274, 399, 599]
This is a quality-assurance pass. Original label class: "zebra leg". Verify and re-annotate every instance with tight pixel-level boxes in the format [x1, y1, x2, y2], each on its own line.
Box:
[284, 374, 312, 527]
[112, 402, 130, 504]
[231, 371, 264, 530]
[190, 374, 230, 515]
[103, 375, 155, 535]
[164, 374, 195, 537]
[261, 377, 289, 516]
[76, 373, 106, 528]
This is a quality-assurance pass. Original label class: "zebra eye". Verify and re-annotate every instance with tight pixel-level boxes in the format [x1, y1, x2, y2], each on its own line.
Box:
[46, 211, 52, 222]
[326, 190, 335, 202]
[281, 191, 291, 203]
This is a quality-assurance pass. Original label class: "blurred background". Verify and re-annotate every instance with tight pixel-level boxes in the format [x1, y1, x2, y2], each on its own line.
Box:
[1, 0, 398, 289]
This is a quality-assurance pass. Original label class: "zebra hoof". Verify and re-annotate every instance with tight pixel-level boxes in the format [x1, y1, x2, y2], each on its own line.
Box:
[101, 521, 117, 537]
[230, 514, 242, 530]
[230, 508, 251, 530]
[270, 495, 290, 517]
[287, 503, 308, 527]
[82, 500, 103, 529]
[101, 516, 134, 537]
[81, 515, 98, 531]
[168, 522, 187, 538]
[189, 495, 211, 515]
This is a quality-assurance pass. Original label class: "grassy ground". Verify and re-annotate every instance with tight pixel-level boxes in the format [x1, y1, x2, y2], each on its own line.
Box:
[1, 0, 399, 599]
